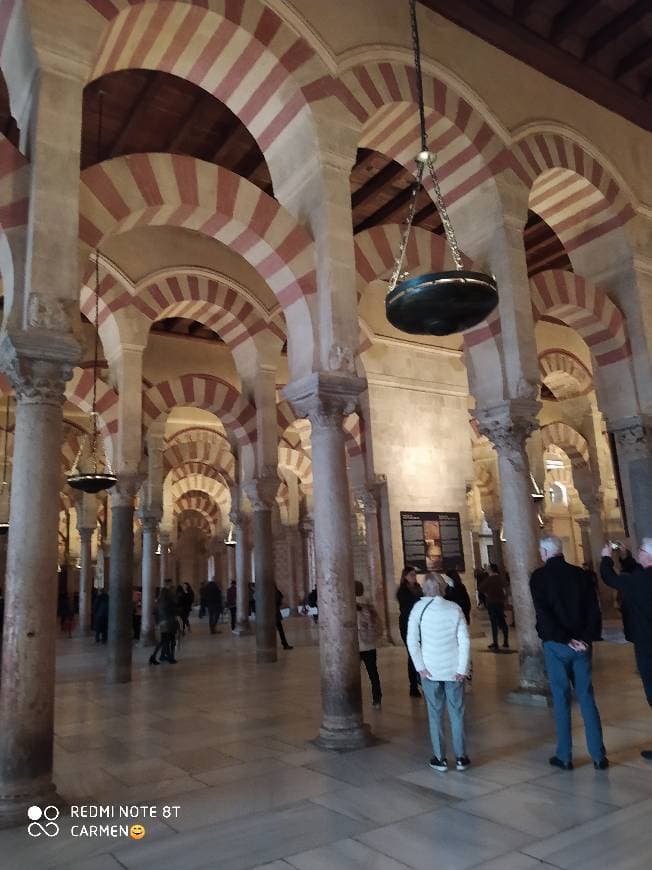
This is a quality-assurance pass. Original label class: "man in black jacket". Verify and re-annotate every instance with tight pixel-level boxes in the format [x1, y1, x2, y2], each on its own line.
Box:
[530, 536, 607, 771]
[601, 541, 652, 760]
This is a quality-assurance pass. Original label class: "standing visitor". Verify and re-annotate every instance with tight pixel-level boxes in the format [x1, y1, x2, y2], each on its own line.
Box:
[355, 581, 382, 708]
[407, 573, 470, 771]
[205, 580, 223, 634]
[601, 540, 652, 760]
[226, 580, 237, 631]
[397, 566, 423, 697]
[531, 536, 607, 770]
[93, 590, 109, 644]
[275, 586, 293, 650]
[479, 563, 509, 650]
[150, 577, 178, 665]
[198, 581, 207, 619]
[444, 570, 471, 625]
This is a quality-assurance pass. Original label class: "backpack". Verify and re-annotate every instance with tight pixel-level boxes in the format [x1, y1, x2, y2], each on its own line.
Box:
[358, 603, 380, 645]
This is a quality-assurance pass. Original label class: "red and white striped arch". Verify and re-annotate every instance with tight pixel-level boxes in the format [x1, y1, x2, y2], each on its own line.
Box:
[539, 349, 592, 398]
[79, 154, 316, 376]
[65, 367, 120, 438]
[171, 475, 230, 513]
[512, 132, 635, 257]
[168, 460, 231, 492]
[134, 273, 285, 352]
[540, 421, 590, 469]
[531, 270, 630, 368]
[79, 155, 316, 312]
[143, 374, 256, 445]
[177, 510, 212, 538]
[340, 62, 506, 208]
[164, 428, 235, 484]
[174, 491, 222, 531]
[278, 445, 312, 487]
[86, 0, 326, 171]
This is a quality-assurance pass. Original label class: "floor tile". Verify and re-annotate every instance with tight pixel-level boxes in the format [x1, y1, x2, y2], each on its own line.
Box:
[310, 777, 446, 825]
[458, 781, 615, 838]
[286, 838, 411, 869]
[399, 767, 504, 800]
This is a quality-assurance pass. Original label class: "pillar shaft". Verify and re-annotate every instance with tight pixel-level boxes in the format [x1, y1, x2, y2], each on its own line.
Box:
[357, 488, 386, 638]
[76, 528, 94, 637]
[0, 352, 75, 824]
[285, 373, 369, 749]
[159, 532, 170, 585]
[609, 416, 652, 542]
[139, 518, 158, 647]
[232, 513, 251, 634]
[245, 490, 277, 662]
[106, 478, 139, 684]
[477, 401, 547, 694]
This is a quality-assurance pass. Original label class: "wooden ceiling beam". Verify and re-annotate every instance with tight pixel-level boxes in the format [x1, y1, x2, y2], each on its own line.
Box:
[354, 186, 417, 233]
[512, 0, 538, 21]
[165, 92, 207, 152]
[209, 114, 246, 163]
[416, 0, 652, 131]
[107, 71, 161, 159]
[352, 159, 405, 209]
[616, 38, 652, 79]
[584, 0, 651, 60]
[549, 0, 598, 42]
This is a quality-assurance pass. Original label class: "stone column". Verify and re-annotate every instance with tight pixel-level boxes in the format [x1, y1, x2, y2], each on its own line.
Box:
[107, 476, 140, 684]
[300, 516, 316, 596]
[139, 515, 159, 647]
[576, 517, 592, 565]
[226, 541, 236, 583]
[231, 510, 251, 635]
[76, 528, 94, 637]
[0, 348, 77, 825]
[159, 531, 170, 585]
[356, 486, 386, 638]
[608, 416, 652, 542]
[243, 476, 278, 662]
[477, 399, 547, 698]
[286, 373, 369, 749]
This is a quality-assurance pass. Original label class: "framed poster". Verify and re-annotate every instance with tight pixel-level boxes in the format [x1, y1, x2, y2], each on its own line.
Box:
[400, 511, 465, 574]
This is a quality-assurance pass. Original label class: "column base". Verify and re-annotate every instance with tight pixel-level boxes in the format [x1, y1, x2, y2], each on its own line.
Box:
[139, 629, 156, 648]
[256, 648, 278, 663]
[314, 721, 373, 751]
[233, 623, 252, 636]
[506, 686, 551, 708]
[0, 777, 61, 830]
[106, 667, 132, 685]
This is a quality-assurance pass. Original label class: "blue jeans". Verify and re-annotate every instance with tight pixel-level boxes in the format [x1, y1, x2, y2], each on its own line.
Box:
[421, 678, 466, 759]
[543, 641, 605, 763]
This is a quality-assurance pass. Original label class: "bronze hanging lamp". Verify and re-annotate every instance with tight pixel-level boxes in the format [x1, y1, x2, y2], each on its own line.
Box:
[67, 92, 117, 495]
[385, 0, 498, 336]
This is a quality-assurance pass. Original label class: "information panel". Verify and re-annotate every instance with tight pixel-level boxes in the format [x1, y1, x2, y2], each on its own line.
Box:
[399, 511, 465, 574]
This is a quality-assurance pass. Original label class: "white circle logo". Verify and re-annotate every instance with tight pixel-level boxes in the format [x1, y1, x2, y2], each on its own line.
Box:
[27, 805, 60, 837]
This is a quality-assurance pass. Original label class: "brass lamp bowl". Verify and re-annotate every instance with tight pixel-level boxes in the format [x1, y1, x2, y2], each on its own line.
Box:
[386, 270, 498, 336]
[67, 472, 118, 494]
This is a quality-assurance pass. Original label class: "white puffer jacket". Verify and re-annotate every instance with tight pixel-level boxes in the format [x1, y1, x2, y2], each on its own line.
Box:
[407, 596, 470, 681]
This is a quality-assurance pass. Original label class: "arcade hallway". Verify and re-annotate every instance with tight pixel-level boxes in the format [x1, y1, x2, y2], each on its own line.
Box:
[1, 614, 651, 870]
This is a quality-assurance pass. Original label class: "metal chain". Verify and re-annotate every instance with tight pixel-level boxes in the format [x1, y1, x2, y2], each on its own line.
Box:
[90, 90, 105, 476]
[425, 158, 463, 270]
[388, 162, 424, 293]
[409, 0, 427, 154]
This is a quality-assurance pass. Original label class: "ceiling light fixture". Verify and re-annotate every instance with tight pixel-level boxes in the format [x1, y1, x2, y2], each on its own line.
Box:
[385, 0, 498, 336]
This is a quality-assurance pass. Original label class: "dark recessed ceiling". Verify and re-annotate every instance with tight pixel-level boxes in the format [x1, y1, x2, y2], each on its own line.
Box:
[417, 0, 652, 131]
[151, 317, 226, 342]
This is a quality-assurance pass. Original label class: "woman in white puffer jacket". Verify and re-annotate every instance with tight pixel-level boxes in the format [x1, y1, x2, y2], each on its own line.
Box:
[407, 572, 471, 771]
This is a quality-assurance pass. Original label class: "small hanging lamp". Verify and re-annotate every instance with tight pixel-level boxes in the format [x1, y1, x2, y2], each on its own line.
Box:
[224, 524, 236, 546]
[385, 0, 498, 336]
[0, 395, 12, 534]
[67, 91, 117, 495]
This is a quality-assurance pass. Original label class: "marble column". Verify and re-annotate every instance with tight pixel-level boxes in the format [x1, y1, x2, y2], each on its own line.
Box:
[139, 515, 159, 647]
[356, 486, 386, 638]
[159, 531, 170, 585]
[76, 528, 94, 637]
[231, 510, 251, 635]
[0, 349, 76, 825]
[477, 399, 547, 697]
[226, 541, 236, 583]
[576, 517, 592, 565]
[286, 373, 369, 749]
[244, 477, 278, 662]
[107, 476, 140, 684]
[608, 416, 652, 542]
[300, 516, 316, 596]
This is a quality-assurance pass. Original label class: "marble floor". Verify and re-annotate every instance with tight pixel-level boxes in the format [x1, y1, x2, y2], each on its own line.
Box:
[2, 611, 652, 870]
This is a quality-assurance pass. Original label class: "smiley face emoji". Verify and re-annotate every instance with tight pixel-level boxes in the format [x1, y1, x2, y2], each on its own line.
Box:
[130, 824, 146, 840]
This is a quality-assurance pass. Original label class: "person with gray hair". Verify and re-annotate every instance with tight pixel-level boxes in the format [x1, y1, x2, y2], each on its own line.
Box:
[407, 572, 471, 772]
[601, 539, 652, 761]
[530, 536, 607, 771]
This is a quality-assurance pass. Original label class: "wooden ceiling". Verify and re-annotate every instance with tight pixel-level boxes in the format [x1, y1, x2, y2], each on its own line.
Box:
[418, 0, 652, 131]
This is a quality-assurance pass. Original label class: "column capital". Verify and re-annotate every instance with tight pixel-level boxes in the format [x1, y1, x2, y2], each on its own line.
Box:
[110, 474, 144, 508]
[243, 471, 278, 511]
[138, 512, 160, 533]
[283, 372, 366, 429]
[475, 399, 540, 459]
[229, 509, 244, 527]
[77, 526, 95, 542]
[607, 415, 652, 461]
[0, 330, 79, 406]
[354, 485, 377, 515]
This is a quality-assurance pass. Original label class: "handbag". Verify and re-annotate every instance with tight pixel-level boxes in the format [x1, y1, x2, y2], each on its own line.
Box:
[418, 598, 435, 645]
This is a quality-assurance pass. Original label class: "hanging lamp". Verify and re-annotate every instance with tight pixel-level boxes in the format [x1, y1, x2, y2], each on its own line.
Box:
[67, 91, 117, 495]
[0, 395, 11, 534]
[224, 524, 236, 546]
[385, 0, 498, 336]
